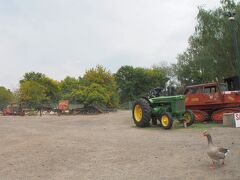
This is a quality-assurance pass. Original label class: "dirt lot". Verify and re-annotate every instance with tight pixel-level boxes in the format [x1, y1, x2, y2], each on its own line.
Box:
[0, 110, 240, 180]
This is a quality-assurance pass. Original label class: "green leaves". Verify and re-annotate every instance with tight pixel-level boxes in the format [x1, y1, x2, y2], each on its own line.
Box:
[0, 87, 14, 109]
[17, 66, 119, 109]
[73, 83, 109, 106]
[175, 1, 240, 86]
[20, 72, 60, 108]
[81, 65, 119, 108]
[115, 65, 169, 103]
[59, 76, 82, 103]
[19, 80, 47, 108]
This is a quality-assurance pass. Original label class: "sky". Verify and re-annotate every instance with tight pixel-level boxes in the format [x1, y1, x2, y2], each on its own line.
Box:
[0, 0, 221, 90]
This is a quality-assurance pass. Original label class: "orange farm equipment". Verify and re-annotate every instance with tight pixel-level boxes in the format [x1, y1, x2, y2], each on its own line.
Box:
[58, 100, 69, 111]
[3, 103, 25, 116]
[57, 100, 102, 115]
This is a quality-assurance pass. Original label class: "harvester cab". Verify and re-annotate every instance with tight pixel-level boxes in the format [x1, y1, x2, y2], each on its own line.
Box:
[224, 75, 240, 91]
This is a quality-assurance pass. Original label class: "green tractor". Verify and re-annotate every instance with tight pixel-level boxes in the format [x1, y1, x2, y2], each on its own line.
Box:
[132, 90, 194, 129]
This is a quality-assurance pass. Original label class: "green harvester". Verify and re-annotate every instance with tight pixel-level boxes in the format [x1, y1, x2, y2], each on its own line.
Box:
[132, 95, 194, 129]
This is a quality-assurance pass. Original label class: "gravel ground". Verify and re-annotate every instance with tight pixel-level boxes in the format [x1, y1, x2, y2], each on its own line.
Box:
[0, 110, 240, 180]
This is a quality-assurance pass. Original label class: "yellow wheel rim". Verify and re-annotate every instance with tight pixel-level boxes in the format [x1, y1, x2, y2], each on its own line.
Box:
[134, 104, 142, 122]
[161, 115, 169, 127]
[184, 113, 191, 123]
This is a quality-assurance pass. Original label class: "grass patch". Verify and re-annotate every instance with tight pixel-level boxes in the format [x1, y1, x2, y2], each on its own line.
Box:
[130, 120, 224, 130]
[188, 122, 223, 130]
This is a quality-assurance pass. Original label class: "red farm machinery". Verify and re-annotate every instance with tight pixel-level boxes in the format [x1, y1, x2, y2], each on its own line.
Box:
[2, 103, 25, 116]
[184, 76, 240, 122]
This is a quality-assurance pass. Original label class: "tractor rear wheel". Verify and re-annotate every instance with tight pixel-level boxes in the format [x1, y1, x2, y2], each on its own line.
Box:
[160, 112, 173, 129]
[183, 110, 195, 127]
[132, 98, 151, 127]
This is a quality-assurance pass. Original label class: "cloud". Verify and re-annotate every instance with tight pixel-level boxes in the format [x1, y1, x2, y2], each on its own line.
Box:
[0, 0, 220, 89]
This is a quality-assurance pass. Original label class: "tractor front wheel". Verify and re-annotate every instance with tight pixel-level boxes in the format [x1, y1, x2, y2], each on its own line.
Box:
[160, 112, 173, 129]
[183, 110, 195, 127]
[132, 98, 151, 127]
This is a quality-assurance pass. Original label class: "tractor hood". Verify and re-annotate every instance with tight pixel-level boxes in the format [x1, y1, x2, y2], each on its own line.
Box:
[148, 95, 185, 104]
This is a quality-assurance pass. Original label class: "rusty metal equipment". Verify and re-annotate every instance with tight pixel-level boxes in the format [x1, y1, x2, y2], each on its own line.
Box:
[57, 100, 103, 115]
[3, 103, 25, 116]
[184, 77, 240, 122]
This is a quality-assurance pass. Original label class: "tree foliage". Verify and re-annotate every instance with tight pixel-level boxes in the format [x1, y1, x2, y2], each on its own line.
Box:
[20, 72, 60, 107]
[72, 83, 109, 105]
[72, 65, 119, 108]
[174, 0, 240, 86]
[115, 65, 169, 103]
[59, 76, 82, 103]
[0, 87, 14, 110]
[19, 81, 47, 108]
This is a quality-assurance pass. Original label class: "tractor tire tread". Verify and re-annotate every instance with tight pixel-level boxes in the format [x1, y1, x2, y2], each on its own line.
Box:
[132, 98, 151, 127]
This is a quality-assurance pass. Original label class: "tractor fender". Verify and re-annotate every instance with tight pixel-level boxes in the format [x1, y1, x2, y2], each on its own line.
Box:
[141, 96, 152, 104]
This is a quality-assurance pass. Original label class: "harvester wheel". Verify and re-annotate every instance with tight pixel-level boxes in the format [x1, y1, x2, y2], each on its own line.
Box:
[183, 110, 195, 127]
[192, 110, 209, 122]
[160, 112, 173, 129]
[211, 108, 240, 122]
[132, 98, 151, 127]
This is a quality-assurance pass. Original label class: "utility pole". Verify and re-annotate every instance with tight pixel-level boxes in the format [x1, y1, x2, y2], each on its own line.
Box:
[228, 12, 240, 75]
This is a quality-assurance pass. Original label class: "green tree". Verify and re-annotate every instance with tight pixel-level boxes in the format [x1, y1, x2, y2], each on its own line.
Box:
[0, 87, 14, 109]
[20, 72, 60, 105]
[115, 65, 168, 104]
[175, 0, 240, 86]
[73, 65, 119, 108]
[114, 66, 135, 103]
[59, 76, 82, 103]
[72, 83, 109, 105]
[19, 81, 47, 108]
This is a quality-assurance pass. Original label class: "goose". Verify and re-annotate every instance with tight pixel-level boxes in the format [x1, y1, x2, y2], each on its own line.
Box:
[203, 130, 229, 168]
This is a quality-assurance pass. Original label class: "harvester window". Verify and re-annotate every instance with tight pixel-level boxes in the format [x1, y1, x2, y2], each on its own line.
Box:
[196, 88, 203, 93]
[219, 83, 228, 91]
[185, 88, 194, 94]
[184, 88, 191, 95]
[204, 87, 216, 94]
[184, 87, 200, 94]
